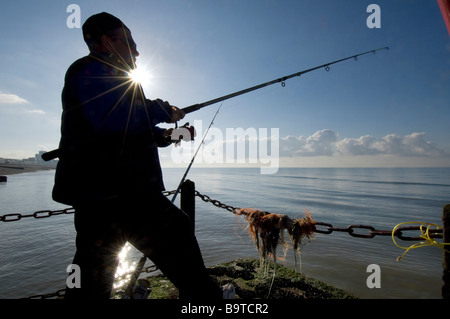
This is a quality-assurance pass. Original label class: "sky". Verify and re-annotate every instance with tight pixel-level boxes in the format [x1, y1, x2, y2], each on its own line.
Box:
[0, 0, 449, 169]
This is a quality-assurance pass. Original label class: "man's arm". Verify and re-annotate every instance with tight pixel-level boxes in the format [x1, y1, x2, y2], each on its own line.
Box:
[146, 98, 185, 124]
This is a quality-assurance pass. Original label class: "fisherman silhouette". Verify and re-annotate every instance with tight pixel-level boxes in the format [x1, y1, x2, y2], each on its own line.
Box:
[53, 12, 222, 300]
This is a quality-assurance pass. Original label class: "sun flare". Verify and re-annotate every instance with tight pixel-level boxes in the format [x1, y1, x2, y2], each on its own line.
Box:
[113, 242, 137, 289]
[128, 67, 151, 87]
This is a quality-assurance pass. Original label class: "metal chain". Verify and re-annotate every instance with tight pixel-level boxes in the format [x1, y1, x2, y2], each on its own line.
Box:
[142, 264, 158, 274]
[194, 190, 238, 213]
[25, 288, 66, 299]
[162, 190, 176, 197]
[0, 191, 176, 223]
[0, 207, 76, 222]
[25, 264, 160, 299]
[2, 189, 444, 242]
[194, 191, 444, 241]
[314, 222, 443, 241]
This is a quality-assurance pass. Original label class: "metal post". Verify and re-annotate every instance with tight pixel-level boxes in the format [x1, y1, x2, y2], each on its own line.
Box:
[181, 179, 196, 232]
[442, 204, 450, 299]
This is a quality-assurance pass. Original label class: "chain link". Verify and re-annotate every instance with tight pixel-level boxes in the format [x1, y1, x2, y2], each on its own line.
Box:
[0, 192, 176, 223]
[142, 264, 158, 274]
[25, 288, 66, 299]
[24, 264, 159, 299]
[194, 190, 238, 213]
[314, 222, 443, 241]
[0, 208, 76, 222]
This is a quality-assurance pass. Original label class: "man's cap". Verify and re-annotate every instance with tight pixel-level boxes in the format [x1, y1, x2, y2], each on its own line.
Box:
[82, 12, 127, 46]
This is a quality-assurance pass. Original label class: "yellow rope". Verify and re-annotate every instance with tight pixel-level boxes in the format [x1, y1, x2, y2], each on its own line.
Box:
[392, 222, 450, 261]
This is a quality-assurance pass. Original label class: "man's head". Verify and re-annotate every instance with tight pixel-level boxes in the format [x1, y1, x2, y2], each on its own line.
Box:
[82, 12, 139, 69]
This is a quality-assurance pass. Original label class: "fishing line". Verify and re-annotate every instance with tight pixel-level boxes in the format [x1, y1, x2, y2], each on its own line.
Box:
[171, 102, 223, 203]
[181, 47, 389, 115]
[392, 222, 450, 261]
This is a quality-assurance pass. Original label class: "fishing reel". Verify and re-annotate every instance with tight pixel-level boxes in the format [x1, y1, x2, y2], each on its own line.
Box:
[170, 122, 196, 147]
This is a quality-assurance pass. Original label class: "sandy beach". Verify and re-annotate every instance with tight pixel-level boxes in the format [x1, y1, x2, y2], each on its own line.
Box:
[0, 164, 55, 176]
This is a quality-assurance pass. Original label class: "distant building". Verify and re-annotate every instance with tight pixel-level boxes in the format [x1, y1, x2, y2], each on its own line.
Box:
[0, 151, 57, 168]
[24, 157, 37, 165]
[36, 151, 58, 167]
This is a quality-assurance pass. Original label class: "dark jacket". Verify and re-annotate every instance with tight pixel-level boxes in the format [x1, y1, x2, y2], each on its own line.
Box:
[53, 53, 171, 205]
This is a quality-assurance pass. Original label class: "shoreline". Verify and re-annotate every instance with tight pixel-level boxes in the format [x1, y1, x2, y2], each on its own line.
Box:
[0, 165, 55, 176]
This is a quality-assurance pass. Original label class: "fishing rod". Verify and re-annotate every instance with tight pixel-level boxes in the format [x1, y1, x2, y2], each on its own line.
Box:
[181, 47, 389, 115]
[41, 47, 388, 162]
[167, 47, 388, 201]
[171, 103, 223, 203]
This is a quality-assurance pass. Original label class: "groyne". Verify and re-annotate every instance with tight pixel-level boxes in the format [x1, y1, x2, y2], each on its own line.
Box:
[140, 258, 357, 299]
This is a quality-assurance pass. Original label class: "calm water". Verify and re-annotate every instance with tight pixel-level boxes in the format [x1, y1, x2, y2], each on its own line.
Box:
[0, 167, 449, 299]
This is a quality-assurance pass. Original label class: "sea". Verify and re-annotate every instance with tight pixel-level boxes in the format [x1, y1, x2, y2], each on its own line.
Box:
[0, 167, 449, 299]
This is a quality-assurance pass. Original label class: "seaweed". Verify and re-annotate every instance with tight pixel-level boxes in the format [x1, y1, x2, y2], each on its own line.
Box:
[234, 208, 316, 274]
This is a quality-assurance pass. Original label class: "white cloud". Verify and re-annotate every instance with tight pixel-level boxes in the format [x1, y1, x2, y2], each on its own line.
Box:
[0, 93, 29, 104]
[280, 129, 338, 157]
[281, 130, 447, 158]
[0, 92, 45, 115]
[337, 132, 446, 157]
[25, 109, 46, 115]
[336, 135, 379, 156]
[159, 128, 448, 168]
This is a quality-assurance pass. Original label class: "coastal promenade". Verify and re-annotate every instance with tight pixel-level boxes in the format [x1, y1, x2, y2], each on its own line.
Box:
[0, 164, 55, 176]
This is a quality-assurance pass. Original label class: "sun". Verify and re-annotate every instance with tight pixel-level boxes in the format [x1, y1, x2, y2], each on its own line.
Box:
[128, 66, 151, 87]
